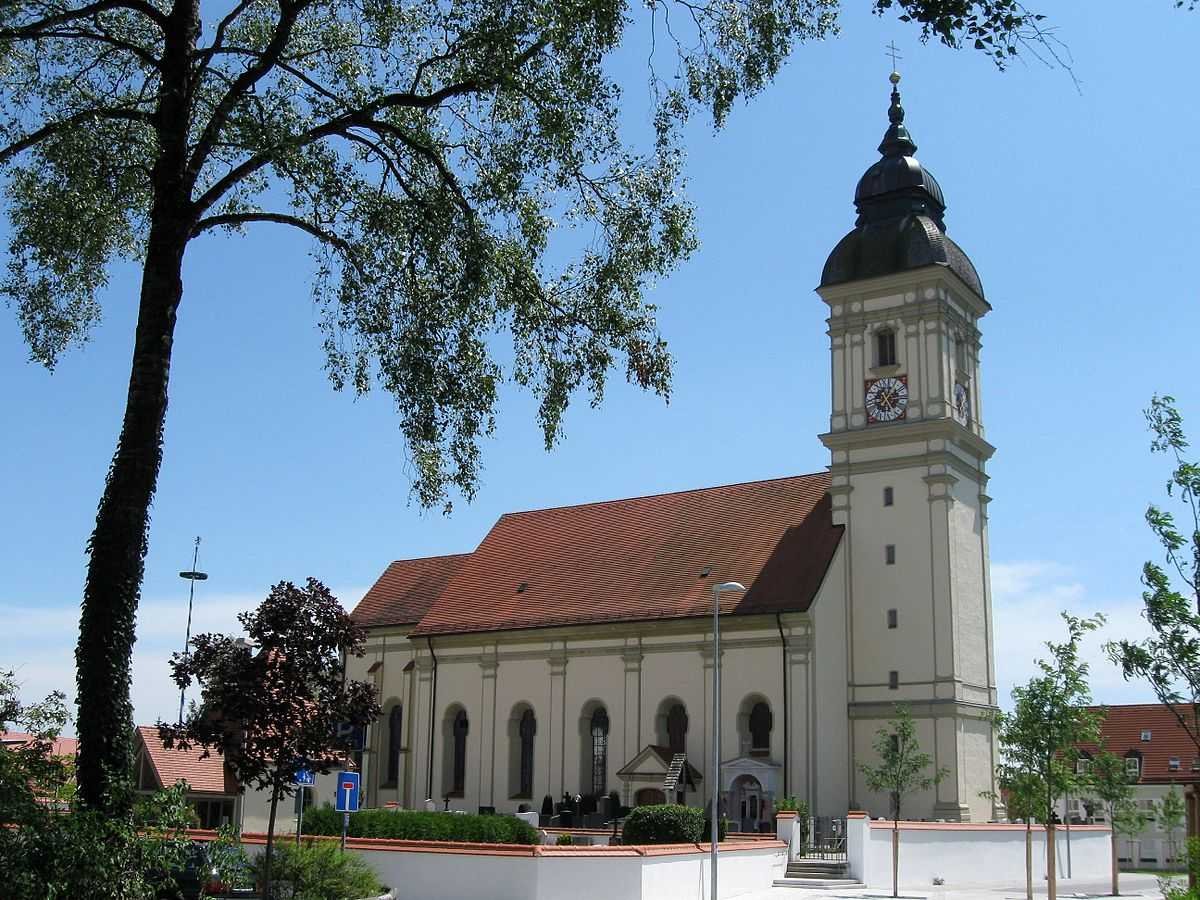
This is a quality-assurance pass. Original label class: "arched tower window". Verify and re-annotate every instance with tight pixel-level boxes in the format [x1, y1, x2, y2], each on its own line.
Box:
[876, 328, 897, 367]
[666, 704, 688, 755]
[385, 703, 403, 786]
[590, 707, 610, 795]
[451, 708, 469, 796]
[749, 702, 772, 756]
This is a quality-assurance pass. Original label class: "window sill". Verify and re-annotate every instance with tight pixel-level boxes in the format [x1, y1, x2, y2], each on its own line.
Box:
[509, 793, 533, 801]
[444, 790, 464, 799]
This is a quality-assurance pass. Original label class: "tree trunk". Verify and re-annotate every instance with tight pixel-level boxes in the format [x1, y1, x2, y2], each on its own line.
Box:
[74, 225, 187, 812]
[1047, 823, 1057, 900]
[1111, 829, 1119, 896]
[264, 783, 281, 900]
[72, 0, 199, 815]
[1025, 821, 1032, 900]
[892, 821, 899, 899]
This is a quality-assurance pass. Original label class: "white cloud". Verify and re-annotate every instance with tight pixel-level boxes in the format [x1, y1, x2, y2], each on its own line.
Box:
[992, 560, 1159, 708]
[2, 584, 368, 733]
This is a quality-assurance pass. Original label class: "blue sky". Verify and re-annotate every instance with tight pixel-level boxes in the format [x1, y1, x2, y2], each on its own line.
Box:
[2, 3, 1197, 729]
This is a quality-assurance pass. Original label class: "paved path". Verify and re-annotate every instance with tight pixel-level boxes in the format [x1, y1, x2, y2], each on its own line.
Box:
[736, 873, 1177, 900]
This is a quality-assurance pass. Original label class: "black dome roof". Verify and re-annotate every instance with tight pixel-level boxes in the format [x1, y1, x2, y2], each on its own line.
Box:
[821, 75, 983, 298]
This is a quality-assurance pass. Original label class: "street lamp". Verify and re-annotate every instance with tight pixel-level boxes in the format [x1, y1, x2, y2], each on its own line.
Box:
[711, 580, 746, 900]
[177, 536, 208, 724]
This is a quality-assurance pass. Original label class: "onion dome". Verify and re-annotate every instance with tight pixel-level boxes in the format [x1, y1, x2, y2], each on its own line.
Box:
[821, 73, 983, 297]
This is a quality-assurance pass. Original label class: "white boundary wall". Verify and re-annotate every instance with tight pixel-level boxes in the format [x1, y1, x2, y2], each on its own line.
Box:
[228, 833, 785, 900]
[846, 814, 1113, 889]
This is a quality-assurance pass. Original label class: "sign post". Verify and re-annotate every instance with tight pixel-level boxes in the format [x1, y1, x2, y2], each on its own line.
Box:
[334, 770, 360, 851]
[293, 768, 316, 845]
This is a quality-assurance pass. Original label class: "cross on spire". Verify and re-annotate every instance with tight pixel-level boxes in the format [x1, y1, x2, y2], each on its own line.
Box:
[885, 41, 902, 73]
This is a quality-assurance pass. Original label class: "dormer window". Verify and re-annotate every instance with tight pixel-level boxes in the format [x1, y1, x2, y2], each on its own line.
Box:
[876, 328, 897, 367]
[1141, 730, 1152, 742]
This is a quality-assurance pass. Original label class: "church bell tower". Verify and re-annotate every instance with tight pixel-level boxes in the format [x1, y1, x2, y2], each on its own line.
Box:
[818, 72, 1000, 822]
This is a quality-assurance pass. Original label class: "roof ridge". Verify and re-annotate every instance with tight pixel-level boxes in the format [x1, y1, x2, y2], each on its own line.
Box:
[494, 470, 832, 519]
[385, 552, 473, 566]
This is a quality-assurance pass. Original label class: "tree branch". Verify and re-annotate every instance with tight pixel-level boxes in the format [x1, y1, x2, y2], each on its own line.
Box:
[191, 211, 362, 272]
[187, 0, 317, 182]
[190, 36, 548, 215]
[0, 106, 151, 165]
[0, 0, 167, 33]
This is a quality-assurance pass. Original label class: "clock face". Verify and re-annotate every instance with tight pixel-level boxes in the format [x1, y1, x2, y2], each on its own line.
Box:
[954, 382, 970, 422]
[865, 376, 908, 423]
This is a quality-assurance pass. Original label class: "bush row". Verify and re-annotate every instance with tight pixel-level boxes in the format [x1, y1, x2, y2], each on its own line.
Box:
[300, 805, 539, 845]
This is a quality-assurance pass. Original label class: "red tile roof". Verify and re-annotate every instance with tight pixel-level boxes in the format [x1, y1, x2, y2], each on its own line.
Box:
[409, 472, 842, 637]
[350, 553, 470, 628]
[0, 731, 77, 759]
[1078, 704, 1200, 784]
[135, 725, 237, 795]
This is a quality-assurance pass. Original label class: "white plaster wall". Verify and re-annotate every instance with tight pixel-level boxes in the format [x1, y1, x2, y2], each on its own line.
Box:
[809, 547, 849, 819]
[848, 820, 1112, 889]
[355, 848, 539, 900]
[265, 843, 787, 900]
[843, 464, 938, 699]
[640, 846, 787, 900]
[562, 651, 626, 800]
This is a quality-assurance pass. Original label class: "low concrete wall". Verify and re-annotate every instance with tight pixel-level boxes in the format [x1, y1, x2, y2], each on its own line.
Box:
[220, 832, 786, 900]
[846, 813, 1113, 889]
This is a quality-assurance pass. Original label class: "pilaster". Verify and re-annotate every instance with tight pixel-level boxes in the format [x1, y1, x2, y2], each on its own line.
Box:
[478, 650, 499, 807]
[413, 654, 435, 806]
[621, 644, 643, 803]
[548, 649, 569, 799]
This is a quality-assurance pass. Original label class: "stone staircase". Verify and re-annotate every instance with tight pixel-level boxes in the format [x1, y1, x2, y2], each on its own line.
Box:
[772, 858, 864, 890]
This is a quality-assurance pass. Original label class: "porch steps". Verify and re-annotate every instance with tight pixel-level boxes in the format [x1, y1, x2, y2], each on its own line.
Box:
[772, 877, 865, 890]
[774, 859, 861, 889]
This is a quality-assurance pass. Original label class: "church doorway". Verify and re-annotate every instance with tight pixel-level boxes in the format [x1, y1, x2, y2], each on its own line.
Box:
[635, 788, 665, 806]
[731, 774, 764, 833]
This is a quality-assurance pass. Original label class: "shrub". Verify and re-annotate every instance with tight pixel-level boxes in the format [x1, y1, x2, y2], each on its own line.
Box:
[621, 805, 704, 845]
[775, 797, 810, 845]
[300, 805, 539, 845]
[555, 833, 574, 846]
[701, 815, 730, 842]
[253, 840, 383, 900]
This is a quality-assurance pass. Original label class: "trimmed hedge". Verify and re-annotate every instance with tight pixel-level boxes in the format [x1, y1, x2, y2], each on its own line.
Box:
[300, 805, 539, 845]
[621, 805, 704, 845]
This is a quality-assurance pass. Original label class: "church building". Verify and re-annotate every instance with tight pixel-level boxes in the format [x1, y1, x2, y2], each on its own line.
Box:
[339, 73, 1002, 829]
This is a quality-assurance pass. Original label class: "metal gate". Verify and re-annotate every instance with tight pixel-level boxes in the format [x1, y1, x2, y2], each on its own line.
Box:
[800, 816, 847, 861]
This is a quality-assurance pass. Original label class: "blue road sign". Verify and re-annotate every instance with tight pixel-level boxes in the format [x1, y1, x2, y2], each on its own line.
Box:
[294, 769, 316, 788]
[335, 771, 360, 813]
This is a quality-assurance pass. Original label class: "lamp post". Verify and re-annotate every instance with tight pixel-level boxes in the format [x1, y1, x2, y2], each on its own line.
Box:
[177, 536, 208, 724]
[711, 580, 746, 900]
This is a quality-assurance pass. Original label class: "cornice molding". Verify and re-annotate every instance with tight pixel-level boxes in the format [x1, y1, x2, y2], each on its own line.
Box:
[820, 417, 995, 461]
[815, 264, 991, 318]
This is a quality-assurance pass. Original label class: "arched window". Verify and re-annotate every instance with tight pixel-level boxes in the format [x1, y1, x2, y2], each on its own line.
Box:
[876, 328, 897, 367]
[451, 709, 469, 796]
[386, 704, 403, 786]
[667, 704, 688, 755]
[590, 707, 609, 795]
[518, 708, 536, 798]
[749, 702, 772, 756]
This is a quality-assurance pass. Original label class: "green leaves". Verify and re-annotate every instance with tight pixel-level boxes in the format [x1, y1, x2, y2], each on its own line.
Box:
[859, 704, 947, 820]
[0, 0, 1064, 509]
[1107, 396, 1200, 755]
[993, 612, 1104, 824]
